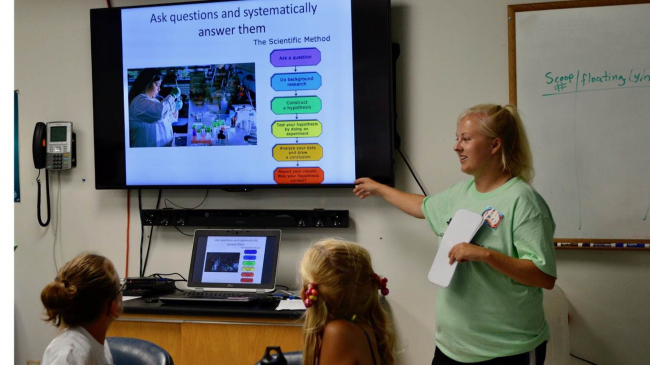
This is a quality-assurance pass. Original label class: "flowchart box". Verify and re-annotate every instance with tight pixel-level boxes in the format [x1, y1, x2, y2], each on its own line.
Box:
[272, 120, 322, 138]
[270, 48, 321, 67]
[274, 167, 325, 184]
[271, 72, 322, 91]
[272, 144, 323, 161]
[271, 96, 322, 115]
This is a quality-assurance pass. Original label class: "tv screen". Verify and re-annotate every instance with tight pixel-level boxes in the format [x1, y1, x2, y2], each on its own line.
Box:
[91, 0, 394, 189]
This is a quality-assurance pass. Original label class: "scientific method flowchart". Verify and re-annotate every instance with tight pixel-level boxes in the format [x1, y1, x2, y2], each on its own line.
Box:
[269, 47, 325, 185]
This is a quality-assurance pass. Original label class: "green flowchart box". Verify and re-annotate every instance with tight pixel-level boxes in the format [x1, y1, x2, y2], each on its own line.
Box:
[271, 96, 322, 115]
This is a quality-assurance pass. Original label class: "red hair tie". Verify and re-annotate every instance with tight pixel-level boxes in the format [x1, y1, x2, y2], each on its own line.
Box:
[373, 273, 389, 296]
[304, 282, 318, 308]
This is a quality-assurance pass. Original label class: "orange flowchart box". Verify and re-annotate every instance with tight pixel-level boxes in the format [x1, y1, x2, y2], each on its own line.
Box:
[274, 167, 324, 184]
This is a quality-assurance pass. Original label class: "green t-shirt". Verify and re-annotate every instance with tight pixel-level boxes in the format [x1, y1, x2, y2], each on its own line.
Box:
[422, 177, 556, 363]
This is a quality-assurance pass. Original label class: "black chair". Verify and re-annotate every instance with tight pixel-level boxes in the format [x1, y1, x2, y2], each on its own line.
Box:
[281, 352, 302, 365]
[106, 337, 174, 365]
[254, 346, 302, 365]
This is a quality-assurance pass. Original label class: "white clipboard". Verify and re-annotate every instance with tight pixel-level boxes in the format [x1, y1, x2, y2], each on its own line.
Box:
[428, 209, 484, 288]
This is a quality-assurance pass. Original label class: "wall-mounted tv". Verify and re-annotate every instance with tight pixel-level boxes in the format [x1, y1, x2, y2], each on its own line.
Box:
[90, 0, 394, 189]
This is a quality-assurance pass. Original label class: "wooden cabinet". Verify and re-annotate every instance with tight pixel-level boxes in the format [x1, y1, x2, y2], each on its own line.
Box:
[108, 313, 303, 365]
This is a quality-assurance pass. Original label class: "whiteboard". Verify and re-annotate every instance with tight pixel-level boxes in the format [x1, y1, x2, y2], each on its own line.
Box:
[512, 3, 650, 239]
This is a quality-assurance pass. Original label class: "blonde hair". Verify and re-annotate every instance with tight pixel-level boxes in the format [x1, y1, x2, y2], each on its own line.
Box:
[458, 104, 534, 183]
[41, 252, 121, 327]
[299, 238, 395, 365]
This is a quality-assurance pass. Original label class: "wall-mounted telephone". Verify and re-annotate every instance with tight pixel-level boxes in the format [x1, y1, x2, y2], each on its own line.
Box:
[33, 121, 75, 170]
[32, 121, 76, 227]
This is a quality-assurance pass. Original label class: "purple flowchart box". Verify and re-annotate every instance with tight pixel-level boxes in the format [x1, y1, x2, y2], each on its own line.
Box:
[271, 48, 321, 67]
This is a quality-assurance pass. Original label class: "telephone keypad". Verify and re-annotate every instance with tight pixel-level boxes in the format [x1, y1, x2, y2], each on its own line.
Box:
[47, 153, 70, 170]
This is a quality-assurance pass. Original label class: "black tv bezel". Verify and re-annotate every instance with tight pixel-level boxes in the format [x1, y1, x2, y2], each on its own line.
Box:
[90, 0, 394, 190]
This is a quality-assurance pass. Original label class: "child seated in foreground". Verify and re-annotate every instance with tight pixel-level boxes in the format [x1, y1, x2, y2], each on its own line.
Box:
[40, 252, 123, 365]
[299, 238, 395, 365]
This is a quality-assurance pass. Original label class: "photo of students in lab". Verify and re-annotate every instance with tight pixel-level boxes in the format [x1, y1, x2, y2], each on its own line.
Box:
[205, 252, 240, 273]
[128, 68, 183, 147]
[127, 64, 257, 148]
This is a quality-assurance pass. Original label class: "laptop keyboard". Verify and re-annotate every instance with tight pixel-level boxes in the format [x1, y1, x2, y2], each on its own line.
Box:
[183, 291, 268, 299]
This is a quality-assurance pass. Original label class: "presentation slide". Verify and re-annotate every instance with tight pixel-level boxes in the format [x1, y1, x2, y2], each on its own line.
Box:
[120, 0, 355, 186]
[200, 236, 267, 284]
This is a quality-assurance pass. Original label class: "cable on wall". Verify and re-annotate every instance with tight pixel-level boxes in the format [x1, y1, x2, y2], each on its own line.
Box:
[174, 224, 213, 237]
[174, 226, 194, 237]
[52, 171, 62, 272]
[139, 189, 162, 276]
[570, 354, 598, 365]
[138, 189, 144, 276]
[125, 189, 130, 277]
[164, 189, 209, 209]
[397, 147, 428, 196]
[164, 190, 212, 237]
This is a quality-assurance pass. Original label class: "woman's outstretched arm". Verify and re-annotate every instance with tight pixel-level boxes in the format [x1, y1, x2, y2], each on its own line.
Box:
[353, 177, 425, 219]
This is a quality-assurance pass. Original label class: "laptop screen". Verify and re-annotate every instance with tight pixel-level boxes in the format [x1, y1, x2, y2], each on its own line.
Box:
[188, 229, 281, 291]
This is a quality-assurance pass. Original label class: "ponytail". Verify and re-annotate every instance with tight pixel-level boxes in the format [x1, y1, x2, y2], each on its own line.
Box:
[458, 104, 534, 183]
[40, 253, 120, 327]
[41, 280, 78, 327]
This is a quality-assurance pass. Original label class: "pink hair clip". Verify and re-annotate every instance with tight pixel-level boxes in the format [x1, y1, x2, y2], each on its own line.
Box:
[304, 282, 318, 308]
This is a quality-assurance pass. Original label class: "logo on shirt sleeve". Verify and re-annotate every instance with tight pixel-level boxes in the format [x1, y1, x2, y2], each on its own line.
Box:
[482, 206, 504, 229]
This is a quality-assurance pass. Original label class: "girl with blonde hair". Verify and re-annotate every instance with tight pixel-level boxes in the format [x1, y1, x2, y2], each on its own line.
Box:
[354, 104, 556, 364]
[40, 252, 123, 365]
[299, 238, 395, 365]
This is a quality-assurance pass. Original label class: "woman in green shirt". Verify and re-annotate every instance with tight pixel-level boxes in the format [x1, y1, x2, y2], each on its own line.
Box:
[354, 104, 556, 364]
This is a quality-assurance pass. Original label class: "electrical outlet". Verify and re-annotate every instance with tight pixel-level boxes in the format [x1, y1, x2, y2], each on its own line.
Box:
[27, 361, 40, 365]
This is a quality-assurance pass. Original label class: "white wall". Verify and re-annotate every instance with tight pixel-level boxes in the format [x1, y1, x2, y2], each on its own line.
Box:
[14, 1, 650, 365]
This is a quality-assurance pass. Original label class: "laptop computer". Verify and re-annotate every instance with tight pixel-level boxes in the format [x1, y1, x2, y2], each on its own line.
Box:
[159, 229, 281, 304]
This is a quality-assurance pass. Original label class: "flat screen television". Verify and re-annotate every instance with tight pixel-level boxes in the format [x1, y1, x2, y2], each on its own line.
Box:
[90, 0, 394, 189]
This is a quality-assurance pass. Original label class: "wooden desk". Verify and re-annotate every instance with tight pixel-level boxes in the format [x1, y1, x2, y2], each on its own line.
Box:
[108, 299, 304, 365]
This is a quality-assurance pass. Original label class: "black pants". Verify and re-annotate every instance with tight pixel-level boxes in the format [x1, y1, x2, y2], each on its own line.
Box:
[432, 342, 547, 365]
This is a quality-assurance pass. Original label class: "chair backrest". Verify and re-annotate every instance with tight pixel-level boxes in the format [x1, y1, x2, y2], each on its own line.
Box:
[284, 352, 302, 365]
[542, 285, 570, 365]
[254, 348, 302, 365]
[106, 337, 174, 365]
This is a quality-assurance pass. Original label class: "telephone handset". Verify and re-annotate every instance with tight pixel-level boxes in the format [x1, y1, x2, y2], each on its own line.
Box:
[32, 121, 76, 227]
